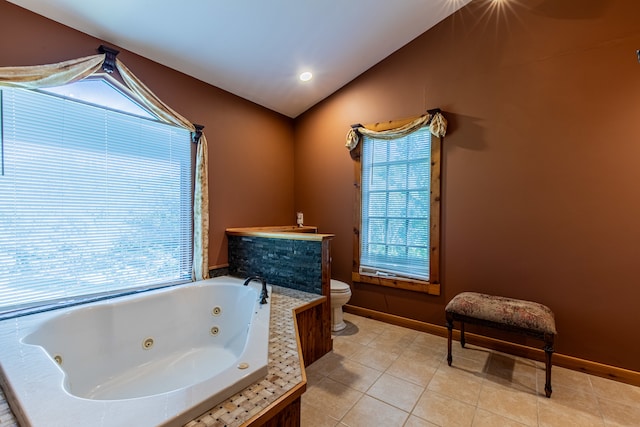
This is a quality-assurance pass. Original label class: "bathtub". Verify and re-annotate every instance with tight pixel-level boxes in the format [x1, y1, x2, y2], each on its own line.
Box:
[0, 276, 271, 427]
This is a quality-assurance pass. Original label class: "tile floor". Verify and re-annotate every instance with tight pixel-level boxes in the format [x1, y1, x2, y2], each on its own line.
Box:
[301, 312, 640, 427]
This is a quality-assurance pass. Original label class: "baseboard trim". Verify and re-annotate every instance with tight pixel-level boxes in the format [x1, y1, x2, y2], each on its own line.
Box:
[344, 304, 640, 387]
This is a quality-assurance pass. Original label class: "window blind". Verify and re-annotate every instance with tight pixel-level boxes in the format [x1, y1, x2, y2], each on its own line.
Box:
[0, 87, 193, 315]
[360, 127, 431, 281]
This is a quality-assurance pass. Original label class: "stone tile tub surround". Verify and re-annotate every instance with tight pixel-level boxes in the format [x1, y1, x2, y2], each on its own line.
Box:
[0, 284, 323, 427]
[226, 226, 334, 296]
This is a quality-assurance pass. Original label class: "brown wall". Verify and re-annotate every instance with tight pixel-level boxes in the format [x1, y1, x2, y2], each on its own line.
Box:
[3, 0, 640, 372]
[294, 0, 640, 371]
[0, 1, 295, 268]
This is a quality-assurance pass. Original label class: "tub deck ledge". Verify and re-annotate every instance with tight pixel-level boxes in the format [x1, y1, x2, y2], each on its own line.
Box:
[0, 285, 324, 427]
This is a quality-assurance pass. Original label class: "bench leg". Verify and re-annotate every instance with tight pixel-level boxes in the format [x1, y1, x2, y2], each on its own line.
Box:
[446, 313, 453, 366]
[460, 321, 466, 348]
[544, 334, 554, 398]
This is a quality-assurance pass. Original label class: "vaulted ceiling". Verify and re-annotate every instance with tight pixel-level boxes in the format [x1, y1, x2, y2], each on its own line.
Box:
[8, 0, 471, 118]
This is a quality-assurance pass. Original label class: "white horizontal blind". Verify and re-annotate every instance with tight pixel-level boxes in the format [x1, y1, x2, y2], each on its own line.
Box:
[360, 127, 431, 281]
[0, 87, 193, 314]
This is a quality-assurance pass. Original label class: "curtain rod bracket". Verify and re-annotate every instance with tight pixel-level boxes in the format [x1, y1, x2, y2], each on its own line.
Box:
[192, 124, 205, 144]
[98, 45, 120, 73]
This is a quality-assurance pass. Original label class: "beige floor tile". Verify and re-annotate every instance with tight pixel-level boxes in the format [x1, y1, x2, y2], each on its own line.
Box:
[336, 323, 382, 346]
[366, 373, 425, 412]
[385, 353, 438, 387]
[341, 395, 409, 427]
[327, 359, 382, 392]
[332, 322, 356, 338]
[537, 382, 601, 418]
[366, 340, 412, 357]
[448, 348, 491, 376]
[537, 365, 592, 392]
[598, 396, 640, 427]
[402, 340, 447, 364]
[472, 408, 529, 427]
[306, 366, 326, 386]
[514, 354, 541, 367]
[367, 328, 418, 355]
[349, 345, 400, 371]
[456, 341, 492, 354]
[447, 353, 488, 375]
[385, 328, 421, 347]
[401, 345, 447, 367]
[303, 377, 363, 420]
[483, 374, 538, 396]
[427, 366, 483, 405]
[404, 415, 440, 427]
[412, 390, 476, 427]
[537, 395, 605, 427]
[353, 330, 385, 347]
[484, 353, 538, 395]
[590, 376, 640, 407]
[332, 335, 369, 359]
[303, 314, 640, 427]
[301, 398, 340, 427]
[477, 382, 538, 426]
[450, 343, 492, 364]
[379, 321, 419, 335]
[342, 313, 387, 334]
[306, 351, 344, 377]
[486, 352, 537, 377]
[411, 331, 448, 349]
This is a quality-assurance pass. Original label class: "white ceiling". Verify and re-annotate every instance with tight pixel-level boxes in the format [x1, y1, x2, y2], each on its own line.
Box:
[9, 0, 471, 118]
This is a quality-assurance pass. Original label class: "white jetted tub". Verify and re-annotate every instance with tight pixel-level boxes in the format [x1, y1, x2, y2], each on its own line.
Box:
[0, 275, 271, 427]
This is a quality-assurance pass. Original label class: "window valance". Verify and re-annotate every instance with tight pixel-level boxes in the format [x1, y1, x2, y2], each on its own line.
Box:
[345, 111, 447, 151]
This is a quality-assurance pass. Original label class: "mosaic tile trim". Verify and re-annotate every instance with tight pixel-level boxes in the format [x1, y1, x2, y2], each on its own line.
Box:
[184, 285, 319, 427]
[0, 286, 321, 427]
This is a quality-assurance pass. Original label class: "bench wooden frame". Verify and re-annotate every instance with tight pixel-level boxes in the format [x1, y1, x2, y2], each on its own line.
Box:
[446, 299, 555, 398]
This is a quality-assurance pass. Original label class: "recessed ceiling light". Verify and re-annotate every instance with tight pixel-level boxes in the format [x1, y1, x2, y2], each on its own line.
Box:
[299, 71, 313, 82]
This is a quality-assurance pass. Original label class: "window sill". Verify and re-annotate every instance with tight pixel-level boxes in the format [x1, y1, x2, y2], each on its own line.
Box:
[351, 272, 440, 295]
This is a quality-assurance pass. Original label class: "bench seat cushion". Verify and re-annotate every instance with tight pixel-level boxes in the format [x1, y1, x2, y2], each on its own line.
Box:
[445, 292, 557, 335]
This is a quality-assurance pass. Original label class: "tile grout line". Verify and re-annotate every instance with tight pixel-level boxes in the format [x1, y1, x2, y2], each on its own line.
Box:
[587, 374, 608, 426]
[315, 313, 640, 427]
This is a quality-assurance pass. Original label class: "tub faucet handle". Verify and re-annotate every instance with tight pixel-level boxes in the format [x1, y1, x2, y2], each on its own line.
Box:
[243, 275, 269, 305]
[260, 287, 268, 305]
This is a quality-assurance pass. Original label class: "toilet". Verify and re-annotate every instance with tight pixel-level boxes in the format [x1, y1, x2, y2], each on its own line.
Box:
[330, 279, 352, 332]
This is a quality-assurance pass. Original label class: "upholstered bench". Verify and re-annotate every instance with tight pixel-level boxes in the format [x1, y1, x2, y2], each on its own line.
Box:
[445, 292, 557, 397]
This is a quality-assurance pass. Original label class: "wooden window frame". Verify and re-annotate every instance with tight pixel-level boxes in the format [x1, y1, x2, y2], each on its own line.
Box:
[351, 121, 441, 295]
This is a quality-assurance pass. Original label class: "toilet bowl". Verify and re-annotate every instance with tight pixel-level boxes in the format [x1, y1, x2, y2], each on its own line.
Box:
[330, 279, 352, 332]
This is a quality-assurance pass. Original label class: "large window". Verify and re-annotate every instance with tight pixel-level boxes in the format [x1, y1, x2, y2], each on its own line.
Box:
[0, 76, 193, 316]
[353, 121, 441, 295]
